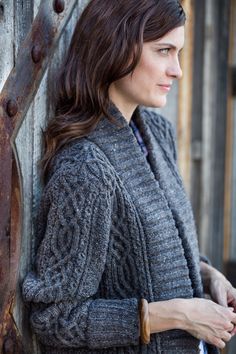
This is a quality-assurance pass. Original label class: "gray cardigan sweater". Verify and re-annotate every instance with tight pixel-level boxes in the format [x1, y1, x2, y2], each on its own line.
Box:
[22, 105, 218, 354]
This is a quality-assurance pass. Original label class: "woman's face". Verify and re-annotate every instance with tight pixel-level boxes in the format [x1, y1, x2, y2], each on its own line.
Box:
[109, 26, 185, 109]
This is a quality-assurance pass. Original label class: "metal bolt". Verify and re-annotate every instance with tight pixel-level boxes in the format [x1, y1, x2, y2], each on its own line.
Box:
[31, 45, 42, 63]
[3, 337, 15, 354]
[53, 0, 65, 13]
[6, 99, 18, 117]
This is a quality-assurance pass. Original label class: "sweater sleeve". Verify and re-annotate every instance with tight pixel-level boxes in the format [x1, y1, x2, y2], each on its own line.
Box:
[22, 159, 140, 350]
[200, 254, 212, 265]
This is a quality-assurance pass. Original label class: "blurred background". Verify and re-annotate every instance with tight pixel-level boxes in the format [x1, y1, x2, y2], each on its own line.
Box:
[157, 0, 236, 286]
[158, 2, 236, 351]
[0, 0, 235, 353]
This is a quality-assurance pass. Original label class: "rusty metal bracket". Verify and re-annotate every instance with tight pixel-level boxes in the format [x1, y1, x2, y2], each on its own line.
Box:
[0, 0, 78, 350]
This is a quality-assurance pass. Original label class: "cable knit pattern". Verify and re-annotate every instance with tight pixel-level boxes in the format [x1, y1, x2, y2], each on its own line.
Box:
[22, 105, 219, 354]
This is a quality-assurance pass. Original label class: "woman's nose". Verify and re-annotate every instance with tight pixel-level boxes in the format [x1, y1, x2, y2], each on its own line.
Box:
[167, 58, 183, 79]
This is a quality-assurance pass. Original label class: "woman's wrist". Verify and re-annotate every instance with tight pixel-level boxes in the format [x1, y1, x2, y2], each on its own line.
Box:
[148, 298, 188, 334]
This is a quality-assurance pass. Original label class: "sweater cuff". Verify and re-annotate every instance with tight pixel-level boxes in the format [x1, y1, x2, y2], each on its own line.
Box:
[86, 298, 140, 349]
[200, 254, 212, 265]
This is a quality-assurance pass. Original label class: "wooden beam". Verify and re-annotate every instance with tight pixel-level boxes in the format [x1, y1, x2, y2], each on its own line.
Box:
[190, 0, 205, 238]
[178, 0, 194, 195]
[198, 0, 231, 271]
[223, 0, 235, 263]
[0, 0, 78, 349]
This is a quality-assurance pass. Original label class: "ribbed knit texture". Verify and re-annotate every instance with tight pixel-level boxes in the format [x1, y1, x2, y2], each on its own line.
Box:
[22, 105, 219, 354]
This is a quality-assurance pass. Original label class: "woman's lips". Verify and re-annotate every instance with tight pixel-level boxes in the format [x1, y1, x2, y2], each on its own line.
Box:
[158, 84, 172, 92]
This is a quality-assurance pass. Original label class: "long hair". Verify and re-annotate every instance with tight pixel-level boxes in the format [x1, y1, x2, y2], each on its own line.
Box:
[41, 0, 185, 182]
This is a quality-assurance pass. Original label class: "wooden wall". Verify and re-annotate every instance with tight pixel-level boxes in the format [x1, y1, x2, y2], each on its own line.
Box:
[158, 0, 235, 274]
[158, 3, 236, 351]
[16, 3, 89, 352]
[0, 1, 89, 352]
[228, 0, 236, 352]
[229, 0, 236, 263]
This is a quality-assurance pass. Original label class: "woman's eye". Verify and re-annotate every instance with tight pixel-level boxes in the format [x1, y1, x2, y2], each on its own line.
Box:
[159, 48, 170, 55]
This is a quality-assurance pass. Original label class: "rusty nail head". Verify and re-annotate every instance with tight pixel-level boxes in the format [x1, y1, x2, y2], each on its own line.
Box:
[31, 45, 42, 63]
[53, 0, 65, 13]
[6, 99, 18, 117]
[3, 337, 15, 354]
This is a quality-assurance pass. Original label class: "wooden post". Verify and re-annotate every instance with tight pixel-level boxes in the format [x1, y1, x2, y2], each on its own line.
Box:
[178, 0, 194, 196]
[223, 0, 236, 263]
[190, 0, 205, 237]
[200, 0, 231, 270]
[0, 1, 83, 352]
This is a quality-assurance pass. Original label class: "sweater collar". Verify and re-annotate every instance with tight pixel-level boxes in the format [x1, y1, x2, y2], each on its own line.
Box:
[88, 103, 178, 191]
[88, 103, 158, 195]
[87, 104, 203, 302]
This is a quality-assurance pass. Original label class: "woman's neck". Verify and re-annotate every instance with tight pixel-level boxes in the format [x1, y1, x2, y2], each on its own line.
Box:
[108, 86, 137, 123]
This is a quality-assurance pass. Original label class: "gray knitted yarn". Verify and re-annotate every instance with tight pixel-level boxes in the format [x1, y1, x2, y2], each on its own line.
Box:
[22, 105, 218, 354]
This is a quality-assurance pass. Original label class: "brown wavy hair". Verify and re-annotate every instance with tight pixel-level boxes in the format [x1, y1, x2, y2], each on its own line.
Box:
[41, 0, 185, 182]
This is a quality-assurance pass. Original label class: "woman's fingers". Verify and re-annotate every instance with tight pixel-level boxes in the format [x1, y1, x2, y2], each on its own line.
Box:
[185, 298, 236, 348]
[205, 332, 231, 349]
[231, 327, 236, 336]
[221, 331, 232, 342]
[229, 310, 236, 325]
[214, 338, 226, 349]
[228, 289, 236, 311]
[221, 320, 234, 333]
[226, 322, 234, 332]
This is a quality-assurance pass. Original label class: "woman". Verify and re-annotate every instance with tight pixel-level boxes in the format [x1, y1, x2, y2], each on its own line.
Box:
[22, 0, 236, 353]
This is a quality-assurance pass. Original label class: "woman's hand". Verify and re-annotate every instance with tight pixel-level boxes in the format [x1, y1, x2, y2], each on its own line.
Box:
[181, 298, 236, 349]
[148, 297, 236, 349]
[200, 261, 236, 336]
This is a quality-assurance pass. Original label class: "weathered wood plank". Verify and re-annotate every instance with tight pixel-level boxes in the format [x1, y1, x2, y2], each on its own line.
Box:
[231, 101, 236, 257]
[0, 0, 14, 91]
[190, 0, 205, 237]
[14, 2, 89, 352]
[33, 0, 41, 17]
[210, 0, 230, 270]
[0, 0, 15, 345]
[177, 0, 194, 196]
[13, 3, 41, 353]
[228, 0, 236, 329]
[14, 0, 33, 55]
[223, 0, 236, 264]
[229, 0, 236, 262]
[200, 0, 230, 270]
[200, 0, 218, 261]
[15, 104, 36, 352]
[0, 0, 86, 351]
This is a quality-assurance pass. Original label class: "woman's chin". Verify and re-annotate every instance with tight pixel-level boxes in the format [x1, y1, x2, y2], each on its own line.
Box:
[147, 97, 167, 109]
